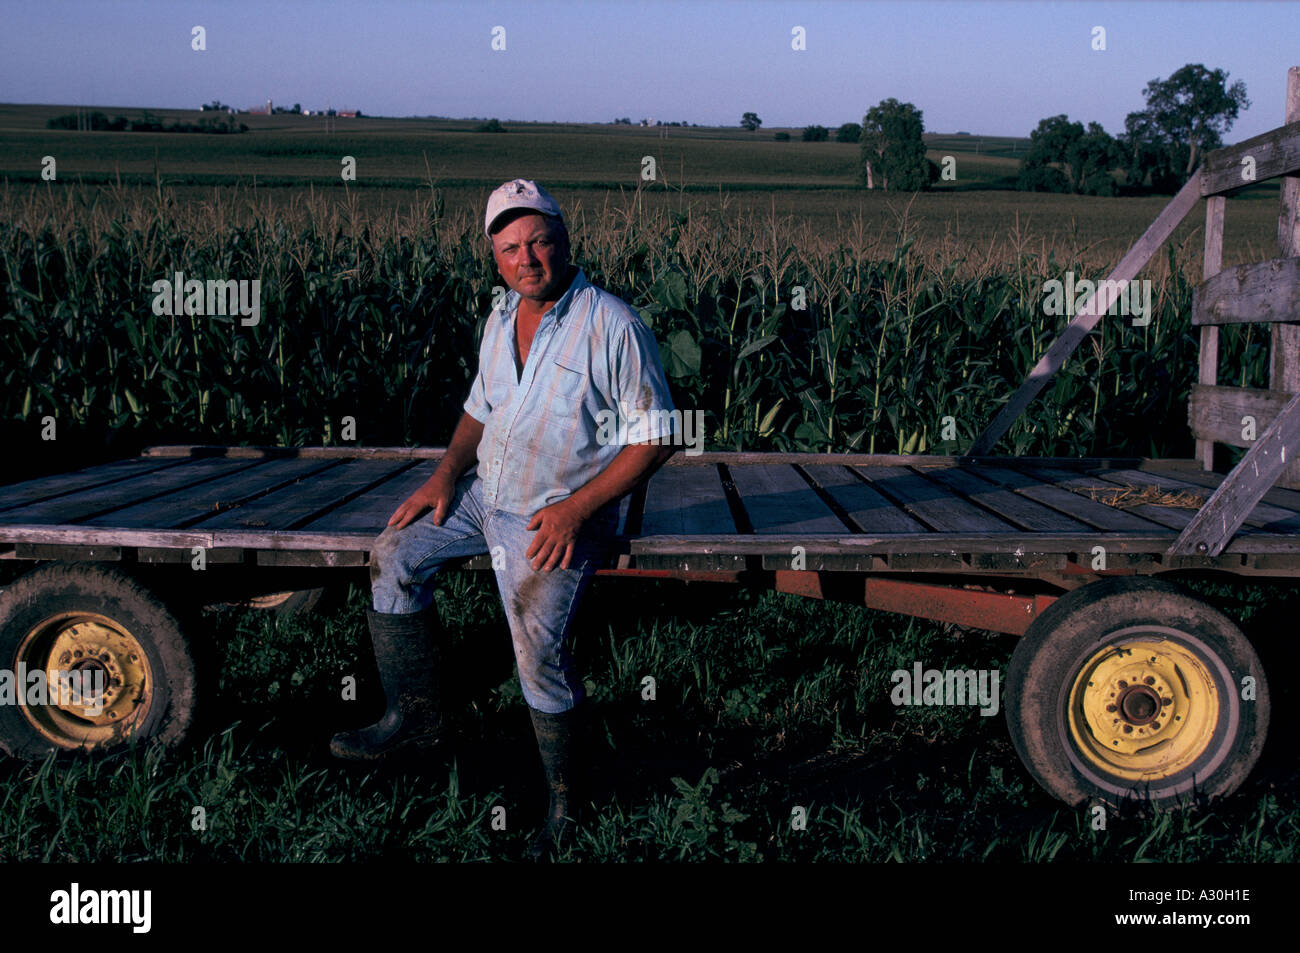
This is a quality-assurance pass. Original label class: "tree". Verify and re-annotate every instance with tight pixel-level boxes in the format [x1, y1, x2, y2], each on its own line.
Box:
[1017, 115, 1121, 195]
[1016, 160, 1070, 193]
[1073, 121, 1123, 195]
[801, 124, 829, 141]
[859, 99, 936, 191]
[1120, 63, 1249, 190]
[740, 112, 762, 131]
[835, 122, 861, 143]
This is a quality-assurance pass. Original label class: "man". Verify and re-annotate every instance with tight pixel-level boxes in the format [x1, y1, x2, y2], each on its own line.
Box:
[330, 179, 678, 860]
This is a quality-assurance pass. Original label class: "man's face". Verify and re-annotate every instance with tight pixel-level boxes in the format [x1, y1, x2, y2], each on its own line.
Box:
[490, 213, 570, 304]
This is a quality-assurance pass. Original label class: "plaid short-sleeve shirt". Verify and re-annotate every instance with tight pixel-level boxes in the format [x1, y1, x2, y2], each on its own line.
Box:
[462, 267, 676, 517]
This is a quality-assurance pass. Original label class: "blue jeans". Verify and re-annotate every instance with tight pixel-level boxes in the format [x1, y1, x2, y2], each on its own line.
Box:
[369, 472, 618, 713]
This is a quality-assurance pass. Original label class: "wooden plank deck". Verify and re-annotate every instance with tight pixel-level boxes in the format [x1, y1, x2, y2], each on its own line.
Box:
[4, 447, 1300, 574]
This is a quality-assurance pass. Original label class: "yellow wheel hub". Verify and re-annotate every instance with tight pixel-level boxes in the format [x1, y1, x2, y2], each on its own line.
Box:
[1067, 639, 1219, 782]
[16, 612, 152, 749]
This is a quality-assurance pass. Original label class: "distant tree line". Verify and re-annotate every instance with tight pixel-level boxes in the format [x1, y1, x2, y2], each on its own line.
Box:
[47, 111, 248, 134]
[612, 117, 694, 126]
[743, 61, 1248, 196]
[1019, 63, 1247, 195]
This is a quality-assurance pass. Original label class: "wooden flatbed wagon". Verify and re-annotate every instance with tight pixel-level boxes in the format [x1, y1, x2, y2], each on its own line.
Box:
[0, 444, 1284, 809]
[2, 72, 1299, 812]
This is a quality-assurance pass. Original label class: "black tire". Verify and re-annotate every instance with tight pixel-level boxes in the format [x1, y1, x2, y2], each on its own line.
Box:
[1005, 577, 1269, 811]
[0, 563, 197, 759]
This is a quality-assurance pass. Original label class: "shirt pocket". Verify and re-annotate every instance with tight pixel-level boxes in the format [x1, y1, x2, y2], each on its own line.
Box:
[546, 355, 589, 410]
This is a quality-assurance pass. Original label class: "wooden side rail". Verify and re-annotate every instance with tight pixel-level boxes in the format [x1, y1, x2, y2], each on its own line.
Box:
[1170, 386, 1300, 556]
[1200, 119, 1300, 196]
[1190, 384, 1295, 449]
[1192, 257, 1300, 325]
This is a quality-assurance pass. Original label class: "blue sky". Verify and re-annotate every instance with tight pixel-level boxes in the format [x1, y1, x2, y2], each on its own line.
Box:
[1, 1, 1295, 140]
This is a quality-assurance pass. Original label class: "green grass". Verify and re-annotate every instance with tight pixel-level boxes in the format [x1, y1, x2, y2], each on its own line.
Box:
[1, 572, 1295, 862]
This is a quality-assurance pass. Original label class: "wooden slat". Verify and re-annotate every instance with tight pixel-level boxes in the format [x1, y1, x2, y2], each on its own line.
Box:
[81, 458, 340, 528]
[1278, 68, 1300, 490]
[1170, 386, 1300, 556]
[1204, 193, 1226, 280]
[800, 465, 925, 533]
[0, 458, 266, 525]
[1100, 467, 1300, 532]
[726, 464, 844, 534]
[1192, 257, 1300, 325]
[14, 544, 122, 561]
[727, 464, 849, 534]
[639, 464, 737, 535]
[256, 549, 366, 568]
[852, 466, 1015, 533]
[302, 460, 439, 533]
[1282, 67, 1300, 261]
[920, 465, 1094, 532]
[973, 466, 1166, 532]
[22, 523, 1300, 555]
[12, 523, 1300, 561]
[193, 458, 415, 530]
[663, 453, 1173, 468]
[0, 524, 373, 550]
[1201, 118, 1300, 196]
[1019, 465, 1196, 531]
[137, 546, 242, 564]
[0, 456, 190, 512]
[1189, 384, 1292, 447]
[970, 171, 1204, 454]
[626, 532, 1188, 555]
[141, 446, 1199, 470]
[1198, 194, 1225, 470]
[144, 445, 450, 460]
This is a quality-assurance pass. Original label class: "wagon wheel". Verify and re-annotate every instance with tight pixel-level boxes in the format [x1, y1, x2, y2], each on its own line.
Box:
[1005, 577, 1269, 810]
[0, 563, 197, 759]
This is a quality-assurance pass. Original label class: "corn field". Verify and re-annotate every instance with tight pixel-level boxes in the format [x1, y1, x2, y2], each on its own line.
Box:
[0, 183, 1273, 471]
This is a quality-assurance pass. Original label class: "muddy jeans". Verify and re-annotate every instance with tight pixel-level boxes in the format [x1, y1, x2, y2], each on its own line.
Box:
[369, 471, 618, 713]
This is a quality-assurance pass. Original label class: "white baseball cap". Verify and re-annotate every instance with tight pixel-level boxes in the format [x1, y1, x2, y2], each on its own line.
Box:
[484, 179, 564, 237]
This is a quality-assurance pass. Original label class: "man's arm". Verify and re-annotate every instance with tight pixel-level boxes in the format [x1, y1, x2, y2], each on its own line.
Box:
[525, 441, 677, 571]
[387, 412, 485, 529]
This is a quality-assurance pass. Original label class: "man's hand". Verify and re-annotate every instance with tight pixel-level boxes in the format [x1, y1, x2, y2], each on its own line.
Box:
[523, 443, 674, 571]
[387, 470, 457, 530]
[386, 414, 485, 530]
[525, 497, 588, 571]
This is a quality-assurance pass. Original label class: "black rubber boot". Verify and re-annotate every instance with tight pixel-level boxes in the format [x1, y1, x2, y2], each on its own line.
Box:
[329, 606, 446, 761]
[525, 704, 584, 862]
